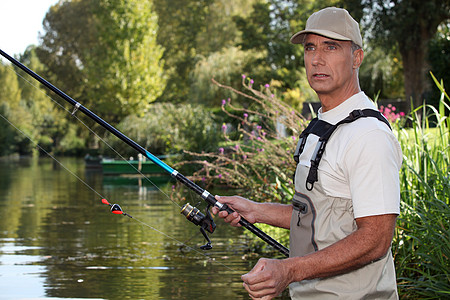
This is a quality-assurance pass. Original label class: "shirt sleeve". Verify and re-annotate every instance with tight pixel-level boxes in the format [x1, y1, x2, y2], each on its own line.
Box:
[343, 129, 402, 218]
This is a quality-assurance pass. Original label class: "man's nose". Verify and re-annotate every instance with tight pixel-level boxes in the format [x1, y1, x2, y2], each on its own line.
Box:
[311, 50, 325, 66]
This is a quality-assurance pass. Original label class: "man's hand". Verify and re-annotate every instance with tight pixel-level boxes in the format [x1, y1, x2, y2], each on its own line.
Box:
[241, 258, 292, 299]
[211, 195, 258, 226]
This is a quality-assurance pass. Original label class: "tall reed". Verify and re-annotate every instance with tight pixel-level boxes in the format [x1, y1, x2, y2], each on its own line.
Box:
[393, 74, 449, 298]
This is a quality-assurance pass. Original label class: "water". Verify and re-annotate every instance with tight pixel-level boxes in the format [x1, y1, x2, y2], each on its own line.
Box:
[0, 157, 269, 299]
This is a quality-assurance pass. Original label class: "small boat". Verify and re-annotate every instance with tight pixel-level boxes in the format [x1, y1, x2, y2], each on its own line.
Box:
[101, 156, 166, 175]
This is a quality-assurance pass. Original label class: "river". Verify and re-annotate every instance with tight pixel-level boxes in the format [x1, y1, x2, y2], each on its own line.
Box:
[0, 157, 290, 299]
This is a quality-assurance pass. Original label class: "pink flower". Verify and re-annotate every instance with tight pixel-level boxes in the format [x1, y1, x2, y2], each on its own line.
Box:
[219, 147, 224, 154]
[221, 99, 226, 106]
[222, 123, 227, 133]
[265, 84, 270, 88]
[243, 154, 247, 160]
[242, 74, 246, 79]
[244, 113, 248, 118]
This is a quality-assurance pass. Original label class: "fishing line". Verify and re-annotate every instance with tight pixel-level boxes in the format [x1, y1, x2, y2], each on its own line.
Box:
[7, 62, 181, 209]
[0, 111, 236, 272]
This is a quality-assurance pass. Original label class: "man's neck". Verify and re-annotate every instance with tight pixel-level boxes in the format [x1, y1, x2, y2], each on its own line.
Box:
[318, 86, 361, 112]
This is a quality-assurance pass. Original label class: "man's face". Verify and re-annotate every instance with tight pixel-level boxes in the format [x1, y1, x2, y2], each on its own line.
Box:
[303, 34, 361, 99]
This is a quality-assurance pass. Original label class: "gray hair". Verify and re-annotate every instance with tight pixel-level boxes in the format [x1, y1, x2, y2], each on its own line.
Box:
[351, 41, 362, 53]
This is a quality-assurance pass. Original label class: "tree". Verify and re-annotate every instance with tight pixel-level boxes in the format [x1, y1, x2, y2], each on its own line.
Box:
[234, 1, 345, 89]
[18, 47, 68, 152]
[361, 0, 450, 112]
[38, 0, 166, 122]
[153, 0, 256, 103]
[87, 0, 166, 121]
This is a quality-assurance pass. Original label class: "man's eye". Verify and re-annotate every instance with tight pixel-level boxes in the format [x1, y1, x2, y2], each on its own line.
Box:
[327, 45, 337, 50]
[305, 46, 315, 51]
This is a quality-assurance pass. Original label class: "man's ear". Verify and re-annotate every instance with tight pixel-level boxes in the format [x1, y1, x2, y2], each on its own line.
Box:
[353, 49, 364, 69]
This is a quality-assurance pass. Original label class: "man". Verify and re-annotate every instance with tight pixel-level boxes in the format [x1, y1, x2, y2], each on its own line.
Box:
[212, 7, 402, 299]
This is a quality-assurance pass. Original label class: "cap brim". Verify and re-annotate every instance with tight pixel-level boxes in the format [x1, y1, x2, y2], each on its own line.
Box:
[290, 29, 352, 44]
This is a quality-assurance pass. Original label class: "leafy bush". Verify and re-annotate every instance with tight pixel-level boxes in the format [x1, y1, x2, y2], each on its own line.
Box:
[105, 103, 221, 157]
[182, 76, 308, 203]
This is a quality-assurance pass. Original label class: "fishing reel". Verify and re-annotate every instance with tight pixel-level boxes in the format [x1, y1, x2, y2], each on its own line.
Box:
[180, 203, 216, 250]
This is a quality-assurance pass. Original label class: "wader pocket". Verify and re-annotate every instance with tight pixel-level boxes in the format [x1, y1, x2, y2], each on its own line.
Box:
[291, 191, 318, 253]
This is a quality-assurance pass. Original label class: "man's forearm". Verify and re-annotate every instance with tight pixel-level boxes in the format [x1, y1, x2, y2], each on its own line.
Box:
[284, 214, 397, 282]
[255, 202, 293, 229]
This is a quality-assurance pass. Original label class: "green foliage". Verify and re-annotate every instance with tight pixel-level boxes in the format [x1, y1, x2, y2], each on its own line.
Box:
[17, 48, 68, 152]
[393, 76, 450, 298]
[0, 61, 34, 156]
[0, 61, 21, 108]
[39, 0, 166, 122]
[87, 0, 166, 120]
[183, 77, 308, 203]
[359, 46, 404, 100]
[360, 0, 450, 112]
[106, 103, 221, 157]
[189, 47, 267, 106]
[428, 24, 450, 109]
[153, 0, 256, 102]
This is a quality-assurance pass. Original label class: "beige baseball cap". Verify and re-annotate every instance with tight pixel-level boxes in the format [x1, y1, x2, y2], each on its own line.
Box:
[290, 7, 363, 48]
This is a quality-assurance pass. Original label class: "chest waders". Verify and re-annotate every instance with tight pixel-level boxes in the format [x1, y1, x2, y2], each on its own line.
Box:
[289, 109, 398, 299]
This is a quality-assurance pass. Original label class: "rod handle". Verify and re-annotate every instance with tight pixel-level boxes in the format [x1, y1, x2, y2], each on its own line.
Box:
[219, 203, 290, 257]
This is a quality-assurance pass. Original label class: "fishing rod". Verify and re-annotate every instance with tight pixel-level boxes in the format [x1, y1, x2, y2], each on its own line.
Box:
[0, 48, 289, 257]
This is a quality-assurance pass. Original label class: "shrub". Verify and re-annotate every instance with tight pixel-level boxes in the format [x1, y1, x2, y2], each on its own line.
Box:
[181, 75, 308, 204]
[105, 103, 221, 158]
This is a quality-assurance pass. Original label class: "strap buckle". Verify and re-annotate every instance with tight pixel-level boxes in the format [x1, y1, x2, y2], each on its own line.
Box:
[349, 109, 364, 121]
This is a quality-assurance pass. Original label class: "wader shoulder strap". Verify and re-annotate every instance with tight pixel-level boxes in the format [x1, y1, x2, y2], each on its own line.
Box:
[294, 109, 391, 191]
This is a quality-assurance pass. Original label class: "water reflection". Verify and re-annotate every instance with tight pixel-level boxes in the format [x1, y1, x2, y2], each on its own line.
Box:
[0, 157, 261, 299]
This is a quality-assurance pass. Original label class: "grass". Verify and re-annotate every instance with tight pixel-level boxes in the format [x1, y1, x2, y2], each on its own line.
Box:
[393, 75, 449, 298]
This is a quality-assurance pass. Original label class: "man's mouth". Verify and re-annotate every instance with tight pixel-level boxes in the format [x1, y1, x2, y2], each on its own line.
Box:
[313, 73, 329, 78]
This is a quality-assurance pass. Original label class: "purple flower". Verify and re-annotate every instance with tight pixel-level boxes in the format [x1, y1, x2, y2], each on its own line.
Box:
[242, 74, 246, 79]
[265, 83, 270, 88]
[219, 147, 224, 154]
[222, 123, 227, 132]
[234, 144, 240, 150]
[244, 113, 248, 118]
[256, 125, 262, 130]
[243, 154, 247, 160]
[222, 99, 226, 106]
[250, 79, 254, 84]
[292, 136, 296, 141]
